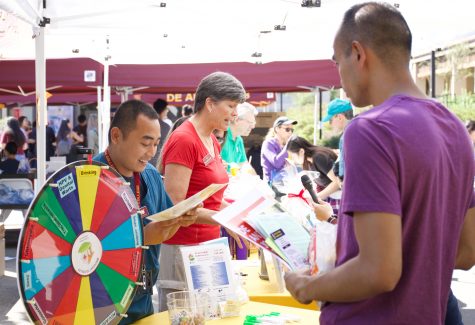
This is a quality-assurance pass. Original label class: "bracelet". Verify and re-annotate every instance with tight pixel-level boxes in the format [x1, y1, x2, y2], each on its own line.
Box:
[327, 214, 338, 225]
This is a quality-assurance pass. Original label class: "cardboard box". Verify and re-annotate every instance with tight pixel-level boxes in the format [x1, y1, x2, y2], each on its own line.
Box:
[255, 112, 284, 129]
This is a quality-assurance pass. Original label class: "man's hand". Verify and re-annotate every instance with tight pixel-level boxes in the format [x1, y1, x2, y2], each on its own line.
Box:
[178, 204, 202, 227]
[284, 269, 314, 304]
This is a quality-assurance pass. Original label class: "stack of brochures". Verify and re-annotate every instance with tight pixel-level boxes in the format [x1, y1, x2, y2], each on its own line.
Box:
[213, 189, 313, 271]
[246, 212, 310, 270]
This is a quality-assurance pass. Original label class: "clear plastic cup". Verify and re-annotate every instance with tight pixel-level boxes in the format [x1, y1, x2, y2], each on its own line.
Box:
[166, 291, 208, 325]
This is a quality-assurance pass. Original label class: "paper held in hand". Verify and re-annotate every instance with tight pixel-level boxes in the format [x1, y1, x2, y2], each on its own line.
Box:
[147, 183, 227, 222]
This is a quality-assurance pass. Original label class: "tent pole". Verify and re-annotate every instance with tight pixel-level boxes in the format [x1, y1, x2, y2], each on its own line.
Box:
[102, 60, 111, 150]
[120, 87, 131, 103]
[318, 88, 323, 140]
[35, 26, 47, 190]
[313, 88, 318, 145]
[97, 86, 103, 151]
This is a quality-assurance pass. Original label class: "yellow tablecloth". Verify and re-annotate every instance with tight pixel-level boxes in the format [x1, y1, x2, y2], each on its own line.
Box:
[133, 301, 320, 324]
[239, 260, 319, 311]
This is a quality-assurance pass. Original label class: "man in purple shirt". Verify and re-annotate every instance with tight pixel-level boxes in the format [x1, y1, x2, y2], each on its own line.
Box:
[284, 3, 475, 324]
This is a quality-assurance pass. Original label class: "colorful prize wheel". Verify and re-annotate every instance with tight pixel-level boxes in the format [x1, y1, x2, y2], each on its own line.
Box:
[17, 161, 144, 325]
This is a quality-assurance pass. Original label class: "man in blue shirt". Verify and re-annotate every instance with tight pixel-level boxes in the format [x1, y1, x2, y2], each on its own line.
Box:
[94, 99, 198, 324]
[317, 98, 353, 200]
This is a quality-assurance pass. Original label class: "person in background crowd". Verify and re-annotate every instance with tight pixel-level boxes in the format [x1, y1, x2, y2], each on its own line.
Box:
[157, 71, 247, 311]
[466, 120, 475, 150]
[221, 102, 257, 169]
[18, 116, 33, 156]
[213, 129, 225, 145]
[260, 116, 297, 184]
[67, 114, 87, 162]
[182, 104, 193, 117]
[284, 3, 475, 324]
[18, 116, 31, 136]
[287, 136, 338, 191]
[150, 98, 171, 167]
[316, 99, 353, 201]
[72, 114, 87, 147]
[1, 117, 27, 162]
[87, 113, 99, 155]
[246, 142, 263, 179]
[55, 119, 73, 159]
[0, 141, 20, 174]
[29, 121, 56, 165]
[156, 99, 172, 127]
[56, 119, 82, 163]
[93, 99, 198, 324]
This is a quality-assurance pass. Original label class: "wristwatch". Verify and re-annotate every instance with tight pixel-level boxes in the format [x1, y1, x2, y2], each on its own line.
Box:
[327, 214, 338, 225]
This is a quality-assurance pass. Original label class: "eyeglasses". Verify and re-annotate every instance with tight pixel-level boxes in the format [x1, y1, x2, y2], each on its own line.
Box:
[282, 127, 294, 133]
[216, 137, 224, 144]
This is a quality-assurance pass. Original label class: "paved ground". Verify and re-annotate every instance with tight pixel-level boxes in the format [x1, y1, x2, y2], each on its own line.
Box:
[1, 211, 475, 324]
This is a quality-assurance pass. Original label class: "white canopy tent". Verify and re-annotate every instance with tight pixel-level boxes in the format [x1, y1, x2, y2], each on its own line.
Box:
[2, 0, 474, 64]
[1, 0, 474, 188]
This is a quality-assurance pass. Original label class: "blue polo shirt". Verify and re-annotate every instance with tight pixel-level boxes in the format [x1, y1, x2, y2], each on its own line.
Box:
[94, 152, 173, 324]
[220, 127, 247, 165]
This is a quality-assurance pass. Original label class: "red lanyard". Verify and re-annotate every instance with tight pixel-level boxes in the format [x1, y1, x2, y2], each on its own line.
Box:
[105, 149, 141, 207]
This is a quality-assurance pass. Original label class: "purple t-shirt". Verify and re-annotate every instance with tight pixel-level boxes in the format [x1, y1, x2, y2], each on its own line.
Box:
[260, 137, 288, 182]
[320, 95, 475, 324]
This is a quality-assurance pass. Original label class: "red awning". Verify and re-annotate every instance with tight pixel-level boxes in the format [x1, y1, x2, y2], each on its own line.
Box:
[110, 60, 340, 93]
[0, 59, 340, 104]
[0, 58, 103, 92]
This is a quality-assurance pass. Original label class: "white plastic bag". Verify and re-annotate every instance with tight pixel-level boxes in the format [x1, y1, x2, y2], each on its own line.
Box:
[308, 221, 337, 276]
[307, 221, 337, 307]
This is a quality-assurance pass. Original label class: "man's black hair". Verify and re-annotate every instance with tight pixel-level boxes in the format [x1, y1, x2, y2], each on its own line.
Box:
[108, 100, 159, 142]
[5, 141, 18, 155]
[78, 114, 87, 123]
[153, 98, 168, 115]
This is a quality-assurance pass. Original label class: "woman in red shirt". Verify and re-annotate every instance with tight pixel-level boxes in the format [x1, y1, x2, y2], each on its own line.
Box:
[157, 72, 246, 311]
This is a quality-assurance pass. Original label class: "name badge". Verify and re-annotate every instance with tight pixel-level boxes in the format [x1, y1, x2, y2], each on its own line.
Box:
[139, 206, 149, 219]
[203, 154, 213, 166]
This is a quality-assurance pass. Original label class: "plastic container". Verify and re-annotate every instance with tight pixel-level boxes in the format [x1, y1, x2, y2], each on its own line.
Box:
[167, 291, 209, 325]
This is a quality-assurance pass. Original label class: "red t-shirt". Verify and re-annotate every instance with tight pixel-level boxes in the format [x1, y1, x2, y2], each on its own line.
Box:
[161, 120, 229, 245]
[1, 132, 25, 155]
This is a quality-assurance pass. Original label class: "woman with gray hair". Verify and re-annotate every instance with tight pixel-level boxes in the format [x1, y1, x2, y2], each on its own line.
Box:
[157, 72, 247, 310]
[220, 102, 257, 167]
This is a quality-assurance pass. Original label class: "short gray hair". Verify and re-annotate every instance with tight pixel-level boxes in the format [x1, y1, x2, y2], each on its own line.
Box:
[237, 102, 258, 119]
[194, 72, 246, 113]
